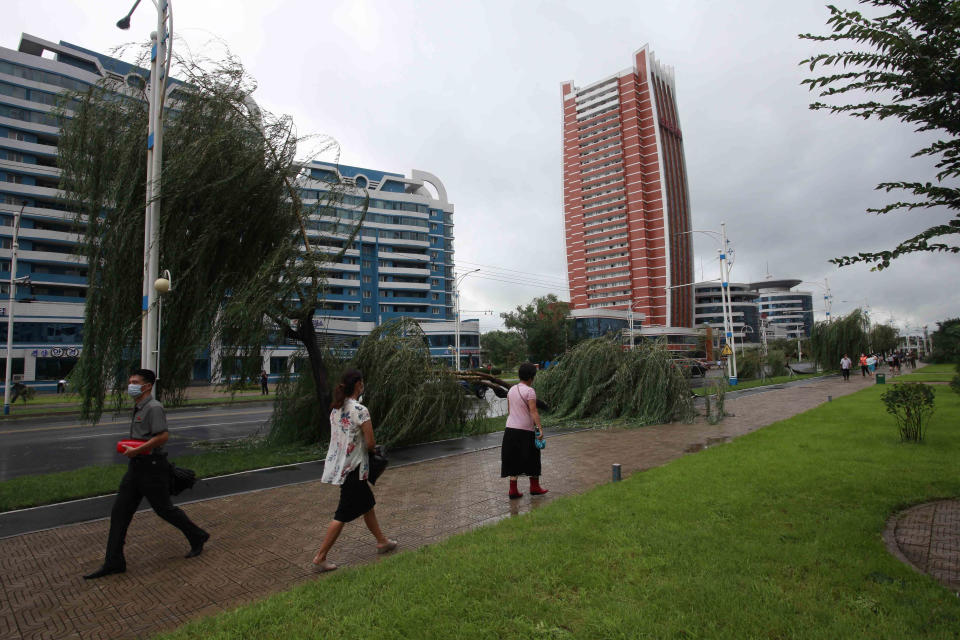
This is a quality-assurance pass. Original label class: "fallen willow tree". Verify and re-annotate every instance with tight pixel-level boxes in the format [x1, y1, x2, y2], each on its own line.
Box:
[534, 338, 694, 424]
[269, 318, 475, 448]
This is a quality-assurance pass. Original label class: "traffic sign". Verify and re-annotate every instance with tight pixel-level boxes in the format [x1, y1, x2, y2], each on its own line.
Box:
[721, 344, 733, 357]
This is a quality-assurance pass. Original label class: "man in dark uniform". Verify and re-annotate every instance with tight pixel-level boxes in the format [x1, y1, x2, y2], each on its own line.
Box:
[83, 368, 209, 579]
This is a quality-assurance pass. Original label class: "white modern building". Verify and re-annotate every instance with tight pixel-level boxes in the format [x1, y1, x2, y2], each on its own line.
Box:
[751, 279, 814, 341]
[0, 34, 479, 389]
[694, 282, 760, 347]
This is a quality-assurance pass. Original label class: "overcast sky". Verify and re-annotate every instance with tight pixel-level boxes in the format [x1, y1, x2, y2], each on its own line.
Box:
[4, 0, 957, 335]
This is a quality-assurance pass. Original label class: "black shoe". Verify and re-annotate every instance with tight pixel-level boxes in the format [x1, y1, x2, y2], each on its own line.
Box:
[185, 531, 210, 558]
[83, 565, 125, 580]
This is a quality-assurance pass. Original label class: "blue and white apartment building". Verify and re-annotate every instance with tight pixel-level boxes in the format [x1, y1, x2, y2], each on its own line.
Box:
[0, 34, 478, 389]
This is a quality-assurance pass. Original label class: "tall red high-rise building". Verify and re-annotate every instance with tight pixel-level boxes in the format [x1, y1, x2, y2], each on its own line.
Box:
[562, 46, 694, 337]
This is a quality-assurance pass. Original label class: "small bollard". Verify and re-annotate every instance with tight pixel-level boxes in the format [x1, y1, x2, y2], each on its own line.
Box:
[828, 395, 832, 402]
[612, 464, 622, 482]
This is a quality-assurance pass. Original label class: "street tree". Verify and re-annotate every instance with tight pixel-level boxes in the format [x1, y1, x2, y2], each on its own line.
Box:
[800, 0, 960, 269]
[480, 330, 526, 368]
[58, 50, 363, 434]
[501, 294, 571, 363]
[929, 317, 960, 363]
[869, 323, 900, 355]
[809, 308, 871, 367]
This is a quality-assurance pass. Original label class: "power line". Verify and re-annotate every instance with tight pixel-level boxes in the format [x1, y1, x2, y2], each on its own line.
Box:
[456, 272, 570, 292]
[455, 259, 568, 285]
[454, 266, 568, 288]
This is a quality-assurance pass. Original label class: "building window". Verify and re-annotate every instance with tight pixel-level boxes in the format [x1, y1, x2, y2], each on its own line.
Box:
[269, 356, 288, 374]
[363, 291, 371, 299]
[363, 305, 371, 313]
[362, 275, 371, 283]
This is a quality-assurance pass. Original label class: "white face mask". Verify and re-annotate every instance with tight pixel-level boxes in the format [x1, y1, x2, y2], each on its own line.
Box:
[127, 383, 144, 398]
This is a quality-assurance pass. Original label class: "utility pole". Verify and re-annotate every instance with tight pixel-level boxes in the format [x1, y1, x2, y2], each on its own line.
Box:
[3, 202, 27, 414]
[719, 222, 737, 385]
[117, 0, 172, 379]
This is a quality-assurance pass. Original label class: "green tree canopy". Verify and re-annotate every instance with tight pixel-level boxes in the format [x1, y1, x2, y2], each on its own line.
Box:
[809, 308, 871, 367]
[869, 323, 900, 354]
[930, 317, 960, 363]
[480, 330, 525, 367]
[800, 0, 960, 269]
[501, 294, 571, 363]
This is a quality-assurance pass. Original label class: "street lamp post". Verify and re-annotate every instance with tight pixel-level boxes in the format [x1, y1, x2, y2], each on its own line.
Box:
[799, 278, 834, 323]
[3, 202, 28, 415]
[454, 268, 479, 371]
[675, 224, 738, 385]
[718, 222, 737, 385]
[117, 0, 172, 378]
[154, 270, 171, 388]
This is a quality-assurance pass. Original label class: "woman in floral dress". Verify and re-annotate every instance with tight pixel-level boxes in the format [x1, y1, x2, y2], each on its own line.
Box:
[312, 369, 397, 571]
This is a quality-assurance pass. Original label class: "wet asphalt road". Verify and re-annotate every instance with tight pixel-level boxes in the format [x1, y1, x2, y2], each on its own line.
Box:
[0, 403, 273, 481]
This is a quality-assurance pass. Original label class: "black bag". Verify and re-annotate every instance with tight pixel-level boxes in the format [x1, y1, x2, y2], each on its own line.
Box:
[169, 463, 198, 496]
[368, 446, 389, 485]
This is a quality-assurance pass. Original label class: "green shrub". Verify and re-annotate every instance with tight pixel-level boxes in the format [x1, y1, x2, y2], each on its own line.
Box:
[766, 349, 788, 377]
[881, 382, 935, 442]
[736, 349, 761, 379]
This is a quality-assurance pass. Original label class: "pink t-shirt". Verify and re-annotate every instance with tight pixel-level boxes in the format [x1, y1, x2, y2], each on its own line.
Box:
[505, 384, 536, 431]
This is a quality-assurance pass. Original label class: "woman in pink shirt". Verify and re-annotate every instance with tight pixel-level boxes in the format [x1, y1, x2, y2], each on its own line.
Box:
[501, 362, 548, 499]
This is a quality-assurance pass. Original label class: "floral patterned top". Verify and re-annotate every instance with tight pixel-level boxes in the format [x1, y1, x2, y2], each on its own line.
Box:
[321, 398, 370, 485]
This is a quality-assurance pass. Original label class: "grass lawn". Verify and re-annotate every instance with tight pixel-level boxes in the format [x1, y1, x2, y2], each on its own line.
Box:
[160, 385, 960, 639]
[0, 391, 276, 419]
[897, 363, 957, 383]
[0, 415, 511, 513]
[0, 441, 322, 512]
[692, 372, 823, 396]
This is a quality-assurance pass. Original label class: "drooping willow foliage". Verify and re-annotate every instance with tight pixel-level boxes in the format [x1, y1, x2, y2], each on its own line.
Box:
[57, 45, 363, 422]
[809, 308, 870, 369]
[268, 319, 474, 448]
[352, 319, 474, 448]
[535, 338, 694, 424]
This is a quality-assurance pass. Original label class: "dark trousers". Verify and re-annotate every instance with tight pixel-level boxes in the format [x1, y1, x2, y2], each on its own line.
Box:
[104, 455, 205, 568]
[842, 368, 850, 381]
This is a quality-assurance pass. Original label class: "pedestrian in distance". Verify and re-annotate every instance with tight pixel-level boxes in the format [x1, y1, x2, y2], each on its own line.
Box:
[83, 369, 209, 579]
[501, 362, 548, 499]
[259, 369, 269, 395]
[859, 353, 869, 377]
[312, 369, 397, 572]
[867, 354, 877, 375]
[57, 378, 66, 394]
[840, 354, 851, 382]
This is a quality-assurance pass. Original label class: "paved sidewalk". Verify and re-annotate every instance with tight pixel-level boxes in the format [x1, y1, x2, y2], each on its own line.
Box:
[886, 499, 960, 593]
[0, 374, 873, 640]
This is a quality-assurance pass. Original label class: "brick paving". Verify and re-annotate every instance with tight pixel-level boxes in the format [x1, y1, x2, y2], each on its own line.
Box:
[886, 500, 960, 593]
[0, 374, 885, 639]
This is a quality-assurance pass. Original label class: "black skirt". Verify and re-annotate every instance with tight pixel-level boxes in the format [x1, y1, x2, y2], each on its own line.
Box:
[500, 427, 542, 478]
[334, 466, 376, 523]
